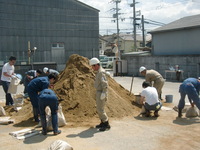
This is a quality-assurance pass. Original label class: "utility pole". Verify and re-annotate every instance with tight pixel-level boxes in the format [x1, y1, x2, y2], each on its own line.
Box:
[142, 15, 145, 47]
[113, 0, 121, 59]
[130, 0, 138, 51]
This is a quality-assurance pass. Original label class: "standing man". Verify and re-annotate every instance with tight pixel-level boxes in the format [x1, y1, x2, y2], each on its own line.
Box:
[140, 81, 162, 117]
[178, 77, 200, 117]
[1, 56, 16, 105]
[139, 66, 165, 100]
[23, 69, 42, 96]
[89, 57, 110, 131]
[27, 73, 58, 122]
[43, 67, 59, 75]
[38, 89, 61, 135]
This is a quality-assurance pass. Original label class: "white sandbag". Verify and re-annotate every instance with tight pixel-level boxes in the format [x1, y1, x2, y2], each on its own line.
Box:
[0, 117, 14, 125]
[48, 140, 73, 150]
[0, 106, 6, 116]
[185, 106, 199, 118]
[8, 78, 21, 94]
[47, 105, 67, 131]
[13, 94, 24, 108]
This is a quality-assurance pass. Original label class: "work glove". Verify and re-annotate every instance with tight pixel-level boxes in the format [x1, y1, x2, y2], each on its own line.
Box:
[100, 92, 106, 100]
[11, 75, 17, 79]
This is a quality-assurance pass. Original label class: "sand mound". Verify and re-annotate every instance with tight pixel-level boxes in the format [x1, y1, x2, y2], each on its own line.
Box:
[5, 54, 140, 126]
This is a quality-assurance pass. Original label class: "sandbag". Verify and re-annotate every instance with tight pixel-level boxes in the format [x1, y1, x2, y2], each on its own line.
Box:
[8, 77, 21, 94]
[47, 105, 67, 130]
[13, 94, 24, 109]
[37, 105, 67, 130]
[185, 106, 199, 118]
[48, 140, 73, 150]
[0, 106, 6, 116]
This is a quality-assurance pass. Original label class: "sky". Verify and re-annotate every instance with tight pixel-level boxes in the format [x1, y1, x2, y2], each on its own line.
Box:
[78, 0, 200, 35]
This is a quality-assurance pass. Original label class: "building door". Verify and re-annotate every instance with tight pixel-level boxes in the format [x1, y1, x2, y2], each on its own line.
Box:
[51, 43, 65, 71]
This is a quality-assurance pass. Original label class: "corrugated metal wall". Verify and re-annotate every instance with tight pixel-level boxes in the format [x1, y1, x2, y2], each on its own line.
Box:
[152, 28, 200, 56]
[0, 0, 99, 71]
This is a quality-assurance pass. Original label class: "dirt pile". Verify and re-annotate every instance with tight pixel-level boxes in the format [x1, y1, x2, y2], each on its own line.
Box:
[5, 54, 140, 126]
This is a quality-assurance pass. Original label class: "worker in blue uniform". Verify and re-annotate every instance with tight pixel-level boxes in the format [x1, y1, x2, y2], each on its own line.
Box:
[178, 77, 200, 117]
[27, 73, 58, 122]
[23, 69, 42, 96]
[38, 89, 61, 135]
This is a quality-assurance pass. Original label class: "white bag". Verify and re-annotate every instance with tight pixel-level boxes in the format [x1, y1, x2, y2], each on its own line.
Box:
[37, 105, 67, 129]
[0, 106, 6, 116]
[48, 140, 73, 150]
[8, 78, 21, 94]
[13, 94, 24, 108]
[46, 105, 67, 130]
[185, 106, 199, 118]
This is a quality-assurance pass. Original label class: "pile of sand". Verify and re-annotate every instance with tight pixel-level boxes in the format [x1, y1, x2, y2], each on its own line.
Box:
[5, 54, 140, 126]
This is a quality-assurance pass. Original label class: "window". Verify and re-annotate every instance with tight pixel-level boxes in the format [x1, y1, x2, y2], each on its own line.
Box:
[51, 43, 65, 48]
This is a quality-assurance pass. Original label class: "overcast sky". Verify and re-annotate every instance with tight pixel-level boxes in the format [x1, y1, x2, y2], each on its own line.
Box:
[78, 0, 200, 35]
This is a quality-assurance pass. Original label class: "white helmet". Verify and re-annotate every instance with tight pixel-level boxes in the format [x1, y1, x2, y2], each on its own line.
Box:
[89, 57, 100, 66]
[139, 66, 146, 73]
[43, 67, 48, 73]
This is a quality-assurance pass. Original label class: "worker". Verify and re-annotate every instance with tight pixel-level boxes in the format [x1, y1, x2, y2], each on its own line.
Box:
[38, 89, 61, 135]
[89, 57, 111, 131]
[23, 69, 42, 96]
[140, 81, 162, 117]
[1, 56, 17, 106]
[27, 73, 58, 122]
[177, 77, 200, 117]
[43, 67, 59, 75]
[139, 66, 165, 100]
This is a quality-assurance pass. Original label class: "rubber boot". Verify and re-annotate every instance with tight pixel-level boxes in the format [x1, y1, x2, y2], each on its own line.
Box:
[99, 121, 111, 131]
[96, 120, 104, 128]
[33, 108, 40, 122]
[178, 108, 182, 118]
[40, 115, 47, 135]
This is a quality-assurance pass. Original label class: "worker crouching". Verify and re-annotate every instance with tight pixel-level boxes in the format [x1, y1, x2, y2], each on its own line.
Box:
[89, 57, 111, 131]
[140, 81, 162, 117]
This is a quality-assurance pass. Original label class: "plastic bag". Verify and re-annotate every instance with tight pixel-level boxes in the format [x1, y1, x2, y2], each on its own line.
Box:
[48, 140, 73, 150]
[8, 78, 21, 94]
[185, 106, 199, 118]
[0, 106, 6, 116]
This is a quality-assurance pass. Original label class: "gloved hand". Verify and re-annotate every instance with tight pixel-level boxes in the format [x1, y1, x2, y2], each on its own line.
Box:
[100, 92, 106, 100]
[11, 75, 17, 79]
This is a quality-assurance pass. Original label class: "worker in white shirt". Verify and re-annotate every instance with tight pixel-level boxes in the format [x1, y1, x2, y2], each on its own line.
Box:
[140, 81, 162, 117]
[1, 56, 17, 105]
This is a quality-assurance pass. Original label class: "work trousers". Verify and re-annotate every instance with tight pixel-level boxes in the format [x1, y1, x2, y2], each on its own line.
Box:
[153, 78, 165, 99]
[144, 102, 162, 111]
[27, 89, 40, 122]
[1, 81, 13, 105]
[178, 83, 200, 110]
[96, 91, 108, 122]
[39, 97, 58, 133]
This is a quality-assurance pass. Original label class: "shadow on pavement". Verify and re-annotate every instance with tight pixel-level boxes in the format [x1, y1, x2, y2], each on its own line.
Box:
[23, 133, 47, 144]
[173, 117, 200, 125]
[66, 127, 100, 138]
[13, 118, 38, 127]
[134, 114, 158, 121]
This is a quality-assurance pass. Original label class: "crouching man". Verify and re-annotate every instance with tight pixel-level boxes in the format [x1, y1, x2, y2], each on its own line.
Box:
[140, 81, 162, 117]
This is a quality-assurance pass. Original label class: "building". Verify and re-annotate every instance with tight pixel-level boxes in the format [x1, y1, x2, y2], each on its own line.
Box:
[121, 14, 200, 80]
[0, 0, 99, 71]
[150, 14, 200, 55]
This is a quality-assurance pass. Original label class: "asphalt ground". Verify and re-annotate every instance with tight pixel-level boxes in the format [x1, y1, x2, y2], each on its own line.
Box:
[1, 75, 199, 150]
